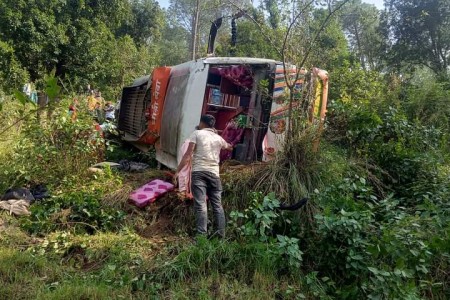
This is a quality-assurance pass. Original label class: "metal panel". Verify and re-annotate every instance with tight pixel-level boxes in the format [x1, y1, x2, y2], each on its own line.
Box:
[159, 65, 190, 156]
[156, 60, 209, 169]
[204, 57, 277, 66]
[177, 61, 210, 160]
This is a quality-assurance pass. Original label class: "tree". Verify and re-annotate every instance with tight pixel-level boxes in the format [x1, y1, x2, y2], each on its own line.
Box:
[215, 5, 284, 59]
[309, 8, 350, 72]
[100, 35, 159, 99]
[0, 0, 68, 81]
[167, 0, 223, 59]
[167, 0, 253, 59]
[339, 0, 383, 70]
[0, 0, 165, 98]
[384, 0, 450, 79]
[263, 0, 281, 29]
[117, 0, 164, 46]
[0, 40, 29, 93]
[159, 23, 191, 65]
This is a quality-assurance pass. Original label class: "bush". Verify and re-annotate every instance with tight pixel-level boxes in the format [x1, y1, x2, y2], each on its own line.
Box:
[328, 101, 447, 201]
[405, 70, 450, 133]
[0, 99, 103, 191]
[21, 190, 125, 235]
[304, 177, 450, 299]
[0, 40, 29, 93]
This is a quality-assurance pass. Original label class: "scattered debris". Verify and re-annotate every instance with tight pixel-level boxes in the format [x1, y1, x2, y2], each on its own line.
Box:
[2, 188, 34, 202]
[0, 199, 31, 216]
[117, 160, 150, 172]
[0, 185, 50, 217]
[88, 160, 150, 173]
[88, 167, 105, 174]
[91, 162, 121, 169]
[30, 184, 50, 201]
[2, 185, 50, 204]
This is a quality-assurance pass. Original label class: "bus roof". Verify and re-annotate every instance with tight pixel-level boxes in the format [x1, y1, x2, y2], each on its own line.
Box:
[203, 57, 279, 65]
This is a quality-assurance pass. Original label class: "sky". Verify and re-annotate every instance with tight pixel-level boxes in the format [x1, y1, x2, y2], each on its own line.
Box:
[157, 0, 170, 8]
[362, 0, 384, 9]
[156, 0, 384, 10]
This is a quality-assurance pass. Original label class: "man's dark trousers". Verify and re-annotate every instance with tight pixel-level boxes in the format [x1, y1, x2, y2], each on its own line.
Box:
[191, 171, 225, 238]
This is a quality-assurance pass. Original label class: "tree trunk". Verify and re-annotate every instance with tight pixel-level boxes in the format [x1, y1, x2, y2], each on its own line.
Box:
[191, 0, 200, 60]
[353, 24, 366, 70]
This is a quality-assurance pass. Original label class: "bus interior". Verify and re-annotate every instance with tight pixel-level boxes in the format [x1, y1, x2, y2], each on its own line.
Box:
[201, 64, 272, 162]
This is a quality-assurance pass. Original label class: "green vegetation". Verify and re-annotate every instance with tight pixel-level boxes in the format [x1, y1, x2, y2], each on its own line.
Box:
[0, 0, 449, 299]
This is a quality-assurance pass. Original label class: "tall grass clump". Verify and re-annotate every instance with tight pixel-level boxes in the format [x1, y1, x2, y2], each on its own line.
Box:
[255, 126, 323, 200]
[223, 127, 320, 203]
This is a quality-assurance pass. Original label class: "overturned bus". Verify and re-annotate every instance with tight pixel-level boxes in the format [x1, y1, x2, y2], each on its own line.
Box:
[117, 57, 329, 170]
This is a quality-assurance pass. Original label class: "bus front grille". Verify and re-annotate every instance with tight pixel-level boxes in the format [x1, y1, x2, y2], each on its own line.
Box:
[118, 83, 150, 138]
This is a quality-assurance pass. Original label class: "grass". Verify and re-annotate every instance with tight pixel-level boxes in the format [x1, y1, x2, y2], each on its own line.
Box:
[163, 272, 279, 300]
[0, 247, 62, 300]
[0, 226, 299, 299]
[36, 283, 129, 300]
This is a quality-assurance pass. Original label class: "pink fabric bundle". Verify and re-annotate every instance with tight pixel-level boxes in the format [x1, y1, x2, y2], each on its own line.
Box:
[219, 66, 253, 88]
[220, 120, 244, 161]
[177, 140, 193, 199]
[129, 179, 174, 208]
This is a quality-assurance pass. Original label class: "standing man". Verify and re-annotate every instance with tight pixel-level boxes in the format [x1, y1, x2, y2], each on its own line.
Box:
[175, 115, 232, 239]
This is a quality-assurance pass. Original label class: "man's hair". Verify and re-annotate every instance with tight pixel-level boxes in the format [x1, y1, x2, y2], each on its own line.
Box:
[200, 114, 216, 128]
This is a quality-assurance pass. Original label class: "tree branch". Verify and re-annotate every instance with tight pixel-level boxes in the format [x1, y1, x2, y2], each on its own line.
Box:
[284, 0, 351, 140]
[227, 1, 283, 58]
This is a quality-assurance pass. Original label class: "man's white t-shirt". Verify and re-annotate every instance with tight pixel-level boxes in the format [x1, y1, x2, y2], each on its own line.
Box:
[188, 128, 229, 177]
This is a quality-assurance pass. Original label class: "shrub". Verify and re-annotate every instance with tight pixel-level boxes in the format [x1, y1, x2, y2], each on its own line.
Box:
[306, 177, 450, 299]
[327, 101, 447, 202]
[21, 191, 125, 235]
[0, 99, 103, 191]
[229, 193, 303, 272]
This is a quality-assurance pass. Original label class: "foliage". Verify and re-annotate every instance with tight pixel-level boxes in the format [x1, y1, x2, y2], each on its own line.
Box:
[242, 126, 324, 203]
[327, 60, 385, 106]
[21, 190, 126, 235]
[330, 101, 447, 196]
[304, 178, 450, 299]
[0, 0, 164, 98]
[0, 100, 103, 191]
[166, 0, 237, 58]
[230, 192, 281, 241]
[229, 192, 303, 270]
[100, 35, 159, 99]
[383, 0, 450, 78]
[0, 40, 29, 94]
[218, 19, 283, 59]
[158, 23, 190, 65]
[339, 0, 383, 70]
[309, 11, 350, 72]
[117, 0, 164, 46]
[404, 70, 450, 133]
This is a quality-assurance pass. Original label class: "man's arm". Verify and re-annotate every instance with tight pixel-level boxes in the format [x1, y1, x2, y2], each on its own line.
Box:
[222, 139, 233, 151]
[176, 142, 195, 174]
